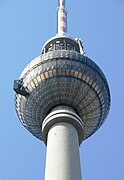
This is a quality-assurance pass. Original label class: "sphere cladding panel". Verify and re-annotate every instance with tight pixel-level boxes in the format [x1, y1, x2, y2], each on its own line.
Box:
[15, 50, 110, 140]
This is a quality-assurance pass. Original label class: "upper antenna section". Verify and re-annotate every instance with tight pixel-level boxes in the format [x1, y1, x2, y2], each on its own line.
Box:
[57, 0, 67, 36]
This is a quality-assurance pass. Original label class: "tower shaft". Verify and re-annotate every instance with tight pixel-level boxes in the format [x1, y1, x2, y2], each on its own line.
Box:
[44, 122, 82, 180]
[42, 106, 84, 180]
[57, 0, 67, 36]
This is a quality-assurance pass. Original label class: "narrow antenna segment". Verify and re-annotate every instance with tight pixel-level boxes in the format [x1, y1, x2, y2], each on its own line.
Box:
[57, 0, 67, 36]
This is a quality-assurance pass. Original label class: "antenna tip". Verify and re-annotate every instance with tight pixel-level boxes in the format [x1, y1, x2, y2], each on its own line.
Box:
[58, 0, 65, 7]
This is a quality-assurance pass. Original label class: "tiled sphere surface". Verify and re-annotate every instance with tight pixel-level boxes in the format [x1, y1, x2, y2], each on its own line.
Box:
[15, 50, 110, 140]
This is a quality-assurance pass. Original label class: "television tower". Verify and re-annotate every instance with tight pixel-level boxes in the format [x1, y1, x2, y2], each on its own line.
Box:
[13, 0, 110, 179]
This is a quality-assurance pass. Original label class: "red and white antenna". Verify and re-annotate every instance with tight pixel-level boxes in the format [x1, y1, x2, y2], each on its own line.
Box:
[57, 0, 67, 36]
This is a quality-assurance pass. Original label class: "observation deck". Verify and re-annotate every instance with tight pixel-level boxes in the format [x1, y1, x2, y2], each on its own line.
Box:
[14, 36, 110, 142]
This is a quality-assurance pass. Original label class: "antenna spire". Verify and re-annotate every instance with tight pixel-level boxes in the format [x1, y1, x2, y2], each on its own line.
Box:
[57, 0, 67, 36]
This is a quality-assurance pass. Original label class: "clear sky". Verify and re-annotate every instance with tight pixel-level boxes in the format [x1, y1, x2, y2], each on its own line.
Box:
[0, 0, 123, 179]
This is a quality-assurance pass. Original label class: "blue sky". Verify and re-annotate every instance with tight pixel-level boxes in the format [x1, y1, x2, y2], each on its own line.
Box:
[0, 0, 123, 179]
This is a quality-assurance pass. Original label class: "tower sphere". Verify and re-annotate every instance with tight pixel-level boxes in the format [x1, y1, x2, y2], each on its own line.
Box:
[14, 34, 110, 142]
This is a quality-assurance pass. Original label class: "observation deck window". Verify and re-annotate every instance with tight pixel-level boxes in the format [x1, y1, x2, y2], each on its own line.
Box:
[45, 40, 76, 53]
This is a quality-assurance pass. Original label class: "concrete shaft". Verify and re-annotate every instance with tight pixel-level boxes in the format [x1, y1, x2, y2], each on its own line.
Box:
[44, 122, 82, 180]
[42, 106, 83, 180]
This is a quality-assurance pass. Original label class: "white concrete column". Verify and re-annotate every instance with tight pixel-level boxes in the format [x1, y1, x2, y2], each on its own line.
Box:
[44, 122, 82, 180]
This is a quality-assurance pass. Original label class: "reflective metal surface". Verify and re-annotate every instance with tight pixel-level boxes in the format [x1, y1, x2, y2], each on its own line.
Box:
[15, 50, 110, 141]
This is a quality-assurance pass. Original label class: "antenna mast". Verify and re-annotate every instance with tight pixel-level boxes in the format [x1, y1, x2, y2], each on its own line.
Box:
[57, 0, 67, 36]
